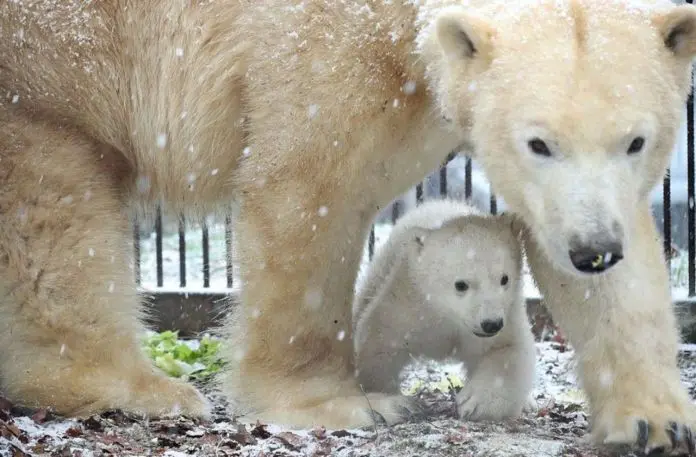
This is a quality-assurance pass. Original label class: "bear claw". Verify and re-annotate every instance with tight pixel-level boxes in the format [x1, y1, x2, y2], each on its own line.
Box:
[637, 419, 650, 450]
[684, 425, 695, 454]
[633, 420, 695, 456]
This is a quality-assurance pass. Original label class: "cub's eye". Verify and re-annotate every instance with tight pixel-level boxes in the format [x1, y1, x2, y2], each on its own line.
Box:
[527, 138, 552, 157]
[627, 136, 645, 155]
[454, 280, 469, 292]
[500, 274, 509, 286]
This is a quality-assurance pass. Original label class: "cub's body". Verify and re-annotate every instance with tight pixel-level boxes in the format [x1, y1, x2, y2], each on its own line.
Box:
[354, 200, 535, 420]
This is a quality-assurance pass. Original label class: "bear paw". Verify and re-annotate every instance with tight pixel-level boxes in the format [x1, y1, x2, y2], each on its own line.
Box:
[594, 400, 696, 456]
[236, 393, 423, 430]
[456, 381, 525, 422]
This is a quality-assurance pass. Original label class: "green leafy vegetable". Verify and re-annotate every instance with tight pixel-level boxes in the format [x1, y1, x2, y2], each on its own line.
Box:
[142, 330, 224, 381]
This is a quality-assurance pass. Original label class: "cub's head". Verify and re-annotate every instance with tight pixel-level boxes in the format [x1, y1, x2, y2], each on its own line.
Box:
[429, 0, 696, 276]
[405, 214, 523, 338]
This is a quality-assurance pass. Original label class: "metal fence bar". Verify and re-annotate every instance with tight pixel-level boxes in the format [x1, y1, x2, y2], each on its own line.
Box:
[439, 164, 448, 197]
[133, 221, 141, 286]
[465, 156, 472, 200]
[178, 218, 186, 288]
[391, 200, 401, 224]
[225, 216, 234, 289]
[688, 62, 695, 297]
[368, 226, 375, 260]
[155, 206, 164, 288]
[202, 218, 210, 288]
[664, 170, 672, 269]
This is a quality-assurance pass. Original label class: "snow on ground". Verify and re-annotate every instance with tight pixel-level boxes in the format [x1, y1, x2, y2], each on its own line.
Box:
[2, 341, 696, 456]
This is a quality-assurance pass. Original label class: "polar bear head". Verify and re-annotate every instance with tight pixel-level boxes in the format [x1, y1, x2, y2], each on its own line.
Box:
[429, 0, 696, 276]
[406, 214, 523, 337]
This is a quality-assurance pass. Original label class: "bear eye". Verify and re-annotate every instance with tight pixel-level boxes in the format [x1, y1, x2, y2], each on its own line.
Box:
[500, 274, 509, 286]
[627, 136, 645, 155]
[527, 138, 552, 157]
[454, 280, 469, 292]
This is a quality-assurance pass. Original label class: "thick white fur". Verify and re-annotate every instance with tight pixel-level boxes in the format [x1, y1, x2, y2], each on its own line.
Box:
[1, 1, 696, 450]
[354, 199, 536, 421]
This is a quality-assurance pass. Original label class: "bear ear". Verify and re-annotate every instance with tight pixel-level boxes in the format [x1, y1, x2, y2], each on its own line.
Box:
[656, 5, 696, 59]
[435, 9, 495, 61]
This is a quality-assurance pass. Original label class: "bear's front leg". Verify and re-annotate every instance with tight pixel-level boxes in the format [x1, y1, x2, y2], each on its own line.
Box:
[456, 324, 536, 421]
[218, 180, 419, 429]
[525, 203, 696, 455]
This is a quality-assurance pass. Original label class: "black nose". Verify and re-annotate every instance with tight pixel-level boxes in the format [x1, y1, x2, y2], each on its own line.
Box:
[568, 242, 623, 274]
[480, 318, 504, 335]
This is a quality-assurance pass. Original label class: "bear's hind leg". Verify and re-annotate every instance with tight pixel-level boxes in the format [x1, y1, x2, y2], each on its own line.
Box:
[0, 119, 210, 418]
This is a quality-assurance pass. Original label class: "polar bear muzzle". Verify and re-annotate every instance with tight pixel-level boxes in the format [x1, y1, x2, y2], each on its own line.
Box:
[568, 236, 624, 274]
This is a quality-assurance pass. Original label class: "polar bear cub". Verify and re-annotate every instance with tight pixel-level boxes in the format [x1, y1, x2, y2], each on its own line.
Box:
[353, 199, 536, 421]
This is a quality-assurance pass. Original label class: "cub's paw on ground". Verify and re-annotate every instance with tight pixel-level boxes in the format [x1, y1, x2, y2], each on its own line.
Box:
[456, 381, 526, 421]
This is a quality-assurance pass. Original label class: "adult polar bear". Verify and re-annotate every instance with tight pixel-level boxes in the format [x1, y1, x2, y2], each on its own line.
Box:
[0, 0, 694, 453]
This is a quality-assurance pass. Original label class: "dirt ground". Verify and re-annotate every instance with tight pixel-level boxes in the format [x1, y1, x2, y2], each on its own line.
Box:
[2, 341, 696, 457]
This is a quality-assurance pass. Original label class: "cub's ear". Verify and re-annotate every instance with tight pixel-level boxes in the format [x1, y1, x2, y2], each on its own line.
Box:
[656, 4, 696, 59]
[435, 8, 496, 61]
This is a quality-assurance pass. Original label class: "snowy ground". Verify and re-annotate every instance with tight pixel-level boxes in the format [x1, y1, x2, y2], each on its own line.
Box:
[137, 220, 696, 303]
[2, 341, 696, 456]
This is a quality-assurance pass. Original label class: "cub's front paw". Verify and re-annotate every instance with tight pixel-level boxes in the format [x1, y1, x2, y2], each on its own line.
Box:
[456, 381, 526, 421]
[594, 398, 696, 456]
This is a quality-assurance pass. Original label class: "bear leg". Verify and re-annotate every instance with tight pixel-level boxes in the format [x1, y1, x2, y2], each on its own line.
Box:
[525, 203, 696, 454]
[219, 189, 419, 429]
[0, 119, 210, 419]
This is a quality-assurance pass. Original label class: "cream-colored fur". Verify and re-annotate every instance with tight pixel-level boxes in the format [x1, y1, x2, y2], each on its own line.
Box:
[0, 1, 696, 451]
[0, 113, 209, 418]
[354, 199, 536, 421]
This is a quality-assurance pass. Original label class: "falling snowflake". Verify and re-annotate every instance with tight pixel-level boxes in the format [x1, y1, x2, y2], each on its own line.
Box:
[308, 104, 319, 119]
[318, 206, 328, 217]
[402, 81, 417, 95]
[156, 133, 168, 149]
